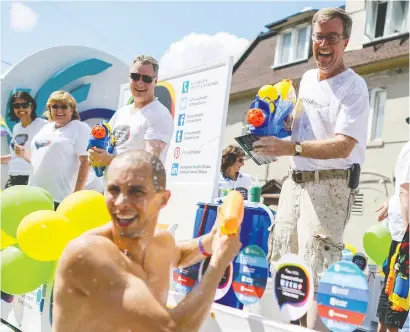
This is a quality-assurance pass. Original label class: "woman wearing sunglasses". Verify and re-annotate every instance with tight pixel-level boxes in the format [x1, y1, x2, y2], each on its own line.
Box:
[28, 91, 90, 210]
[1, 91, 47, 188]
[218, 145, 254, 200]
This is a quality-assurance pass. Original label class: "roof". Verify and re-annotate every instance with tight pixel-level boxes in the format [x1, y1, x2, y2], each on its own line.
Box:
[264, 9, 317, 30]
[264, 5, 344, 29]
[231, 33, 409, 98]
[233, 8, 317, 73]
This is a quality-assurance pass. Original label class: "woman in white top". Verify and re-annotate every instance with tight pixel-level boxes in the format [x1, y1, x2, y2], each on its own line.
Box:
[218, 145, 253, 200]
[28, 91, 91, 210]
[1, 91, 47, 188]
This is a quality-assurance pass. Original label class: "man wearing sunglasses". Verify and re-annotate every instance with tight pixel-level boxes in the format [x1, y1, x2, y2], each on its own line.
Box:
[88, 55, 174, 166]
[253, 8, 370, 331]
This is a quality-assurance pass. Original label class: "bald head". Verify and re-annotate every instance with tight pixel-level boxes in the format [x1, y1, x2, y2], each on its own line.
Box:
[108, 150, 166, 192]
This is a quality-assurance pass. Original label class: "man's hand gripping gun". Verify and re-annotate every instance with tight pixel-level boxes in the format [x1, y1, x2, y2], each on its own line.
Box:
[87, 122, 115, 177]
[247, 79, 296, 138]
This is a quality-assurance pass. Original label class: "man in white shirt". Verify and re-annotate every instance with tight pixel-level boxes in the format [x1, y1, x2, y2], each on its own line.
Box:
[253, 8, 370, 330]
[88, 55, 174, 165]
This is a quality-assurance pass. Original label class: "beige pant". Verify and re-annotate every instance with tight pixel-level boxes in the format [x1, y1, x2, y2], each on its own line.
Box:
[268, 174, 355, 289]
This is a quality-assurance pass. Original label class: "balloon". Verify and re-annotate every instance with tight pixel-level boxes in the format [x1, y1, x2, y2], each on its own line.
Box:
[344, 243, 357, 254]
[32, 187, 54, 207]
[0, 229, 17, 249]
[363, 223, 392, 265]
[1, 185, 54, 237]
[273, 79, 296, 103]
[57, 190, 111, 237]
[258, 85, 278, 103]
[1, 246, 54, 295]
[17, 210, 74, 261]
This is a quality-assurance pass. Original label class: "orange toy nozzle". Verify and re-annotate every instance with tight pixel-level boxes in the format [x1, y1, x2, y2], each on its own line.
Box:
[247, 108, 265, 127]
[220, 191, 244, 235]
[91, 125, 107, 139]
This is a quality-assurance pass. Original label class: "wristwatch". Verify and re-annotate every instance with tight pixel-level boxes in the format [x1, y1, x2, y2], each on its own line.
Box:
[294, 141, 302, 156]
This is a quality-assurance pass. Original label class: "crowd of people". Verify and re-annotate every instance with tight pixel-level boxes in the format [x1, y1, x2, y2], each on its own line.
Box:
[1, 7, 408, 332]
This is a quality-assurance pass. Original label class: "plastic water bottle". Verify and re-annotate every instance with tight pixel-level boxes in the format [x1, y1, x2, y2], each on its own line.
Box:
[250, 176, 262, 203]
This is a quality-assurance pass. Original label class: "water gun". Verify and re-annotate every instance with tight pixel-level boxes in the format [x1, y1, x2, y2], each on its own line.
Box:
[247, 79, 296, 139]
[87, 122, 115, 177]
[385, 241, 410, 311]
[219, 191, 244, 235]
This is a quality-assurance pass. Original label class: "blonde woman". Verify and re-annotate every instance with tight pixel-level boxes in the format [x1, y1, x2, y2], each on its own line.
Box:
[28, 91, 90, 209]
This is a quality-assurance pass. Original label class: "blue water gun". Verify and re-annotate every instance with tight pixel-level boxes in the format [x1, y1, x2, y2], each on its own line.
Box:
[87, 122, 115, 177]
[247, 79, 296, 139]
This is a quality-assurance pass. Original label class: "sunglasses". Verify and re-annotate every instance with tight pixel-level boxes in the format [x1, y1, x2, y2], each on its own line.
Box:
[50, 104, 68, 110]
[12, 102, 31, 109]
[129, 73, 155, 84]
[237, 158, 244, 163]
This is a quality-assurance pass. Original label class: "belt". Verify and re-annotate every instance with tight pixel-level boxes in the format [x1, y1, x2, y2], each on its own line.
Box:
[290, 169, 349, 184]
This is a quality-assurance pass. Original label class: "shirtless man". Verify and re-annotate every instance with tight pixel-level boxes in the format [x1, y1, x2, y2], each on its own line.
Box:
[52, 150, 241, 332]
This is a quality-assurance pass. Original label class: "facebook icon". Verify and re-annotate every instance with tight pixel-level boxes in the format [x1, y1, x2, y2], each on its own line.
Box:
[182, 81, 189, 94]
[175, 130, 183, 143]
[171, 163, 179, 176]
[178, 114, 185, 127]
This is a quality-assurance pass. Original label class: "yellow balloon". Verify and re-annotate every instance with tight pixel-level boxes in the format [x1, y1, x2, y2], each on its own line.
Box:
[258, 85, 278, 103]
[17, 210, 74, 261]
[344, 243, 357, 254]
[273, 79, 296, 103]
[57, 190, 111, 237]
[1, 229, 17, 249]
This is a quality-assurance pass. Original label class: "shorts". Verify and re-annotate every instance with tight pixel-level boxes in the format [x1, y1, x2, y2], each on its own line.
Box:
[267, 174, 354, 288]
[377, 238, 409, 329]
[5, 175, 29, 188]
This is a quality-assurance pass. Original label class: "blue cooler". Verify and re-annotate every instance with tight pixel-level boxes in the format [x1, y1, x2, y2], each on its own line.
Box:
[193, 202, 275, 309]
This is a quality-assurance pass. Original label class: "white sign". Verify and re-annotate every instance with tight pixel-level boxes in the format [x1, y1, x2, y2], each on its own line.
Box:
[1, 282, 53, 332]
[119, 58, 233, 241]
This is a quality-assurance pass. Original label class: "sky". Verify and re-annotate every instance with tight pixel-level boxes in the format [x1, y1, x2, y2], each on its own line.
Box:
[1, 0, 345, 76]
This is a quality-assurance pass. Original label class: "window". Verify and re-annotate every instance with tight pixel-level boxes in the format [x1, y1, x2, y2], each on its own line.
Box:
[368, 88, 387, 142]
[365, 1, 409, 40]
[273, 24, 311, 68]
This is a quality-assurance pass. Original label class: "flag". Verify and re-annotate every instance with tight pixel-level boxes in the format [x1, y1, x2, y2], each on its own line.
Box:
[0, 115, 12, 137]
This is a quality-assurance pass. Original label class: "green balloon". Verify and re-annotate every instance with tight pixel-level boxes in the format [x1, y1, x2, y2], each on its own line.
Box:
[1, 246, 54, 295]
[1, 185, 54, 237]
[31, 186, 54, 205]
[363, 223, 392, 265]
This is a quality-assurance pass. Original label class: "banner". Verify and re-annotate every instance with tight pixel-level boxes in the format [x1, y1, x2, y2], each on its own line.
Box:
[0, 45, 128, 332]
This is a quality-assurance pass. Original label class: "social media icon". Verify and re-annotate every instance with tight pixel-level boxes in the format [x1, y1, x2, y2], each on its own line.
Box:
[171, 163, 179, 176]
[182, 81, 189, 94]
[174, 147, 181, 159]
[178, 114, 185, 127]
[175, 130, 183, 143]
[180, 97, 188, 110]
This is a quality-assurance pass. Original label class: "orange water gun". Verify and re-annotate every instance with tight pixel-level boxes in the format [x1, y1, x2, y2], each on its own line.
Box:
[219, 191, 245, 235]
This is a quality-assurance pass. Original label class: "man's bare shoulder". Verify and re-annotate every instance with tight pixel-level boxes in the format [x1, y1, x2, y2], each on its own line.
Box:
[153, 229, 176, 247]
[56, 234, 125, 289]
[152, 230, 177, 257]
